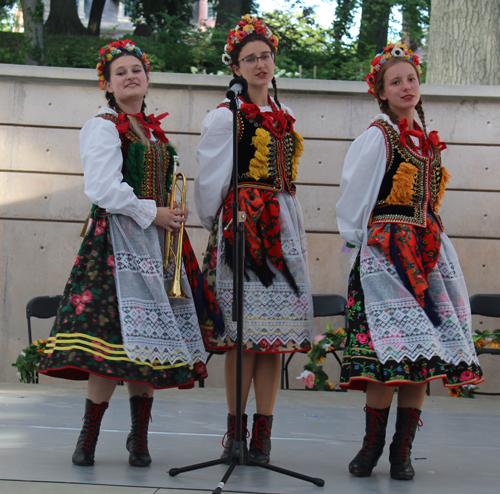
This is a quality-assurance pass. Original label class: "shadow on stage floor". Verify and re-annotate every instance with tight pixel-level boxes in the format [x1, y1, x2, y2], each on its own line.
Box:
[0, 383, 499, 494]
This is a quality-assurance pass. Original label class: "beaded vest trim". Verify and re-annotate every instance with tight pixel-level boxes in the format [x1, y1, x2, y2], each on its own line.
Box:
[97, 113, 175, 207]
[216, 102, 303, 195]
[370, 119, 447, 229]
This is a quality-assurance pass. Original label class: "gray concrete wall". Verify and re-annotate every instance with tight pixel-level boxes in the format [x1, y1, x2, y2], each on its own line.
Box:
[1, 64, 499, 395]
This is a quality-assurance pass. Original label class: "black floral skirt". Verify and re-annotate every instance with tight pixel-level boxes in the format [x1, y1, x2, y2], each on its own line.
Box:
[339, 255, 484, 391]
[38, 212, 207, 389]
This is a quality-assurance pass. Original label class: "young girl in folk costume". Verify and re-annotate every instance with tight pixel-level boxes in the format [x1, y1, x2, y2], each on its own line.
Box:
[195, 14, 313, 463]
[39, 40, 209, 467]
[336, 43, 484, 480]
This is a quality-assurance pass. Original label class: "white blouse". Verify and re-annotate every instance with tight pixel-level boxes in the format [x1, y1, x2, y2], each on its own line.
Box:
[194, 98, 294, 231]
[80, 107, 157, 230]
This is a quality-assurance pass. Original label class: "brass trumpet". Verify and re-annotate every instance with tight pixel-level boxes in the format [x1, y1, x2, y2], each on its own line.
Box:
[163, 160, 189, 299]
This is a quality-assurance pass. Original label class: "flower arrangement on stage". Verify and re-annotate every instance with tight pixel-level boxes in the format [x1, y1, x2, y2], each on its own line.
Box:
[473, 329, 500, 349]
[298, 324, 346, 391]
[448, 384, 479, 399]
[12, 339, 47, 384]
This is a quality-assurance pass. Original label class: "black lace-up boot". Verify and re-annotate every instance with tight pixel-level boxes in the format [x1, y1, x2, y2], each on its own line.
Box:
[249, 414, 273, 464]
[389, 407, 422, 480]
[221, 413, 249, 461]
[126, 394, 153, 467]
[348, 406, 390, 477]
[72, 399, 109, 466]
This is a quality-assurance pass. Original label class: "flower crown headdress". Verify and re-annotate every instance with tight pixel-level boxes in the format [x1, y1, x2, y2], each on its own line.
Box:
[96, 39, 150, 90]
[366, 42, 421, 97]
[222, 14, 279, 66]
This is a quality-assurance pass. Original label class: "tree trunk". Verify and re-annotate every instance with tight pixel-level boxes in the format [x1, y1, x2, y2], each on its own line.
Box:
[427, 0, 500, 85]
[45, 0, 87, 35]
[357, 0, 393, 57]
[88, 0, 106, 36]
[20, 0, 45, 65]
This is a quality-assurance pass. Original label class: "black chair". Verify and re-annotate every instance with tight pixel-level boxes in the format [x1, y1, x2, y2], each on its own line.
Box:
[25, 295, 61, 384]
[280, 294, 348, 390]
[26, 295, 62, 345]
[469, 294, 500, 396]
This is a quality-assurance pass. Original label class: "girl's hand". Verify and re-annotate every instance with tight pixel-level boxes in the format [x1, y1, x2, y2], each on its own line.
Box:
[173, 201, 189, 217]
[153, 207, 186, 236]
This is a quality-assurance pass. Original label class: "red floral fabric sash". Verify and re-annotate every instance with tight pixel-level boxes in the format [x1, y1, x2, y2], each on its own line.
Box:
[222, 187, 298, 292]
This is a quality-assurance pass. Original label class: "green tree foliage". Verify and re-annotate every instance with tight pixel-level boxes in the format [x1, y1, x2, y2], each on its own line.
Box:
[0, 0, 17, 31]
[123, 0, 197, 30]
[0, 0, 431, 82]
[212, 0, 258, 28]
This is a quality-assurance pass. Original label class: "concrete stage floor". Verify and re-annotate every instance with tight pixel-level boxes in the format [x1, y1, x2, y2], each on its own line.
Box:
[0, 382, 498, 494]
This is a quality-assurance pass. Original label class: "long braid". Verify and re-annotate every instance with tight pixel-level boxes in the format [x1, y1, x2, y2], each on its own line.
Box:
[415, 99, 440, 153]
[271, 77, 281, 109]
[378, 99, 400, 127]
[415, 99, 427, 135]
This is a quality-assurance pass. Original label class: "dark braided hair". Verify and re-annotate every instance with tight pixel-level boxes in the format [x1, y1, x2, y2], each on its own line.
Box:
[229, 35, 281, 109]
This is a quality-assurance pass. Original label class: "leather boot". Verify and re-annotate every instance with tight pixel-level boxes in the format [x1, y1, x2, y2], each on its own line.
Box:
[221, 413, 249, 461]
[72, 399, 109, 466]
[389, 407, 422, 480]
[249, 414, 273, 464]
[126, 394, 153, 467]
[349, 406, 390, 477]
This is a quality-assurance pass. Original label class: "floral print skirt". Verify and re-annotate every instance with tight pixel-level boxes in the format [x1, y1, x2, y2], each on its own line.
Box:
[339, 254, 484, 391]
[38, 212, 207, 389]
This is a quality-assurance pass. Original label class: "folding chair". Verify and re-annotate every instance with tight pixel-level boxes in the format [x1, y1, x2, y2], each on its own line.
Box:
[26, 295, 62, 345]
[469, 294, 500, 396]
[280, 294, 348, 390]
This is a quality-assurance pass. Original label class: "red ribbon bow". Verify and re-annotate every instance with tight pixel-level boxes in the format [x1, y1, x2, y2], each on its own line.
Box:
[115, 112, 169, 143]
[398, 118, 446, 154]
[239, 97, 295, 137]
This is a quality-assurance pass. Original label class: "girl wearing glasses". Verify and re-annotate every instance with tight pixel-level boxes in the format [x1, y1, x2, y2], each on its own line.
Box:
[194, 14, 313, 463]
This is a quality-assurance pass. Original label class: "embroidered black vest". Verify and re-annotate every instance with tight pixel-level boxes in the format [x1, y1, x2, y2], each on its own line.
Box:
[217, 102, 299, 195]
[370, 119, 448, 229]
[97, 113, 176, 207]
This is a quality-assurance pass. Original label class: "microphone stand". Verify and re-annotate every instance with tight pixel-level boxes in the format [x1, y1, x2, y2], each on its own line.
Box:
[168, 86, 325, 494]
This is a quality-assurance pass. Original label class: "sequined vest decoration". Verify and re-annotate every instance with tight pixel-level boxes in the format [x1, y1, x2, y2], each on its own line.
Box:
[370, 118, 447, 229]
[217, 102, 298, 195]
[97, 113, 176, 207]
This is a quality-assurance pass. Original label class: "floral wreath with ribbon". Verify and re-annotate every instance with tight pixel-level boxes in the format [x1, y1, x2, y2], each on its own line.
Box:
[222, 14, 279, 66]
[96, 39, 150, 90]
[366, 42, 421, 97]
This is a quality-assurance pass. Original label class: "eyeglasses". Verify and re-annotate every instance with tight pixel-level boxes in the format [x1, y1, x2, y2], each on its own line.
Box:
[239, 52, 274, 65]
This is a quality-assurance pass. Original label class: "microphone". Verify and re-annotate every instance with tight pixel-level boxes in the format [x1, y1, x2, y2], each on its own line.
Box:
[226, 77, 248, 100]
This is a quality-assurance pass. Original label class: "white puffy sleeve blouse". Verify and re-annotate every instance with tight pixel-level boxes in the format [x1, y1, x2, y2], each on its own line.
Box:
[79, 108, 157, 229]
[335, 114, 390, 247]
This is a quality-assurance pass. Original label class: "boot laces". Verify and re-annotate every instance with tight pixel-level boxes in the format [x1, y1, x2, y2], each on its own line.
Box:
[221, 415, 249, 448]
[134, 394, 152, 452]
[399, 408, 423, 461]
[251, 416, 270, 451]
[362, 406, 387, 456]
[82, 402, 108, 450]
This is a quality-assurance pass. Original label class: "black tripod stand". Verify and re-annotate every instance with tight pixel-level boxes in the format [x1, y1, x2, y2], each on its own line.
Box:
[168, 78, 325, 494]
